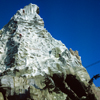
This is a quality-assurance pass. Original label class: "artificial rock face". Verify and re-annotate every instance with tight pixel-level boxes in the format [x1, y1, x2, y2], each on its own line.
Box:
[0, 3, 99, 100]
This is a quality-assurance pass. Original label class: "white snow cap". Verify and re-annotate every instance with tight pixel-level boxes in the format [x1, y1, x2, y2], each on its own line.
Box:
[13, 3, 44, 28]
[23, 3, 39, 14]
[24, 3, 39, 14]
[17, 3, 39, 15]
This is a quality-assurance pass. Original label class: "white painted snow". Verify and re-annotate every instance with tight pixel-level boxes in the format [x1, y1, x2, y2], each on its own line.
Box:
[0, 3, 90, 82]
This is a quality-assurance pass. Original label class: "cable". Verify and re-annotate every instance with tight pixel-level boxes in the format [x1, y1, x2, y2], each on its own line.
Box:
[85, 60, 100, 68]
[75, 60, 100, 72]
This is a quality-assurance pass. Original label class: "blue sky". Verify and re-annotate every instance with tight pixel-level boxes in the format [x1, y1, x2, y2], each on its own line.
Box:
[0, 0, 100, 87]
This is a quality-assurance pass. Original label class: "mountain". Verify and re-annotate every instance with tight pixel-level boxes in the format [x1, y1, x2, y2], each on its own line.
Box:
[0, 3, 100, 100]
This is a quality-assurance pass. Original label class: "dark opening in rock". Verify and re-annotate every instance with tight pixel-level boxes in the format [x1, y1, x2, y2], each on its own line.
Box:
[65, 74, 86, 98]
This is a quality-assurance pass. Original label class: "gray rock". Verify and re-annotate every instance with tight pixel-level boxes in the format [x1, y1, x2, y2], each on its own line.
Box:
[0, 92, 4, 100]
[0, 3, 98, 100]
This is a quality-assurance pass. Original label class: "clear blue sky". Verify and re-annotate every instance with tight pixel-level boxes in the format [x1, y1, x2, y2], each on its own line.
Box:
[0, 0, 100, 87]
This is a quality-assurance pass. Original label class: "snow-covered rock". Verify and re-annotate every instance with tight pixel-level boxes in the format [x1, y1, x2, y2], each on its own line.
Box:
[0, 3, 99, 100]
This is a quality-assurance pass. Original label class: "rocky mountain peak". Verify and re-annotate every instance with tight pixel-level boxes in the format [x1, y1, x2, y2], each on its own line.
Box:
[0, 3, 99, 100]
[12, 3, 44, 26]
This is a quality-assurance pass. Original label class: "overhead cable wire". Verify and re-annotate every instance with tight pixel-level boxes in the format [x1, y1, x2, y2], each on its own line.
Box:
[75, 60, 100, 72]
[85, 60, 100, 68]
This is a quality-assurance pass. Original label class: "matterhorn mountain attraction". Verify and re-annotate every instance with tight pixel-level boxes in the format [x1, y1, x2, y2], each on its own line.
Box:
[0, 3, 100, 100]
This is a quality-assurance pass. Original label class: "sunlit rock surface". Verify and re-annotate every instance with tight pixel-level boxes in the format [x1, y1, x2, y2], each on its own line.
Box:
[0, 3, 99, 100]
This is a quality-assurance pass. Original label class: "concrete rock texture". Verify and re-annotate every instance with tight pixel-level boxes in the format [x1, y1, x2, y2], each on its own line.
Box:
[0, 3, 99, 100]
